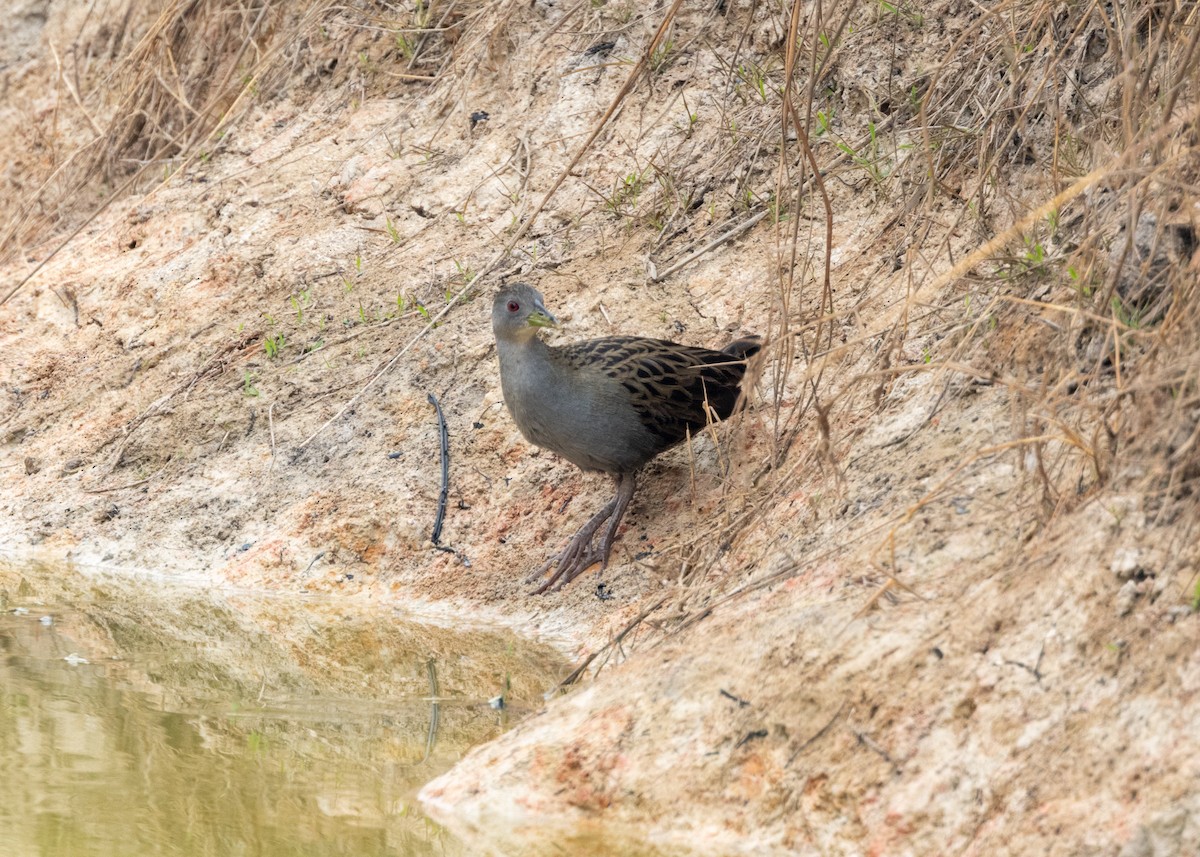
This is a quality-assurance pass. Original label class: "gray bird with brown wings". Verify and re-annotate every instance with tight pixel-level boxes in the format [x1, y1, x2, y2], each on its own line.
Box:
[492, 283, 759, 593]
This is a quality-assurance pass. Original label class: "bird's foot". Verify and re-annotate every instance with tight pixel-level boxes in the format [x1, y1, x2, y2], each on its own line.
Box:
[526, 499, 617, 593]
[530, 539, 611, 594]
[526, 473, 637, 594]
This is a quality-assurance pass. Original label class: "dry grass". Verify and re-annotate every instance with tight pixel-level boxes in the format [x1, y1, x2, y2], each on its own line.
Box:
[771, 0, 1199, 612]
[533, 0, 1200, 672]
[0, 0, 471, 306]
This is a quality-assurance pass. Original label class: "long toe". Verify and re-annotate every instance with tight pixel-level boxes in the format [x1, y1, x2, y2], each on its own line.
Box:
[525, 555, 555, 585]
[525, 527, 590, 584]
[549, 549, 607, 591]
[528, 494, 620, 591]
[529, 539, 586, 592]
[536, 550, 604, 594]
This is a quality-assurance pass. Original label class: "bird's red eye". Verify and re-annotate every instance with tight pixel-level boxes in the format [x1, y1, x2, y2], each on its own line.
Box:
[507, 300, 520, 312]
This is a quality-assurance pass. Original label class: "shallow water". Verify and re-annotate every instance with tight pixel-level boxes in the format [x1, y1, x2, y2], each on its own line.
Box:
[0, 561, 567, 857]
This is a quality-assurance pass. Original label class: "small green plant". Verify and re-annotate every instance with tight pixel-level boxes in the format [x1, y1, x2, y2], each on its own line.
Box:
[601, 170, 647, 218]
[385, 216, 401, 244]
[997, 232, 1055, 282]
[1024, 240, 1046, 268]
[1110, 295, 1143, 329]
[453, 258, 476, 283]
[679, 94, 699, 136]
[816, 109, 834, 137]
[835, 120, 890, 186]
[1067, 265, 1093, 298]
[1191, 578, 1200, 612]
[650, 38, 676, 74]
[766, 192, 789, 221]
[619, 170, 645, 202]
[735, 62, 771, 103]
[397, 294, 407, 313]
[395, 33, 415, 62]
[908, 84, 922, 109]
[411, 300, 440, 328]
[264, 333, 285, 358]
[291, 288, 311, 324]
[876, 0, 924, 25]
[242, 370, 260, 397]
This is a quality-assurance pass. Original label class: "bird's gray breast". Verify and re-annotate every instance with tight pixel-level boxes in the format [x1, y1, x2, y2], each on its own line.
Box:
[498, 340, 653, 473]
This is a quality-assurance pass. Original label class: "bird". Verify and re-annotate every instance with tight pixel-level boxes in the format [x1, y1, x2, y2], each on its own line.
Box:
[491, 283, 760, 593]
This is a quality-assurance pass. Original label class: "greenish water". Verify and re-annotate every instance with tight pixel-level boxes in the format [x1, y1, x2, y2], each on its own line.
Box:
[0, 562, 566, 857]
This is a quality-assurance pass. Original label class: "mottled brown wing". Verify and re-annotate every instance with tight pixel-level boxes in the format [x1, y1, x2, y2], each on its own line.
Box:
[560, 336, 751, 450]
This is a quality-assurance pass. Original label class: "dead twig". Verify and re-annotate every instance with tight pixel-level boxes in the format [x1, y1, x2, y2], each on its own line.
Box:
[428, 393, 450, 545]
[81, 462, 171, 494]
[648, 208, 770, 283]
[268, 402, 278, 473]
[787, 700, 847, 764]
[92, 335, 254, 473]
[557, 595, 668, 688]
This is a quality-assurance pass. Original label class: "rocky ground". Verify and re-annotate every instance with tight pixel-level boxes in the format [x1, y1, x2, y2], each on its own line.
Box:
[2, 1, 1198, 854]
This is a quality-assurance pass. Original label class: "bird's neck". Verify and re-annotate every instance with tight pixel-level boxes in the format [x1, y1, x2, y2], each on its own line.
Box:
[498, 333, 553, 371]
[499, 333, 560, 399]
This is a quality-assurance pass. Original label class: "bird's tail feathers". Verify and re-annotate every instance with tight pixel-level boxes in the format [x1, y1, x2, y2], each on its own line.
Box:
[722, 336, 762, 361]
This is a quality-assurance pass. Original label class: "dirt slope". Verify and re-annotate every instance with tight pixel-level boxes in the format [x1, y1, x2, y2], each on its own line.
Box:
[2, 1, 1198, 854]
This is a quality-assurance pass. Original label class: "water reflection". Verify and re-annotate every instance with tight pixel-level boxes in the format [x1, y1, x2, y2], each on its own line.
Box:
[0, 561, 566, 857]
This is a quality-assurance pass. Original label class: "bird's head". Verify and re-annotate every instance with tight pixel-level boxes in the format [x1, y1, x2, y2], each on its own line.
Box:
[492, 283, 558, 342]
